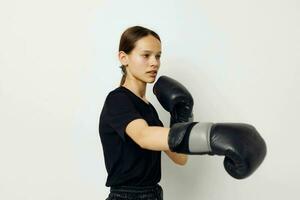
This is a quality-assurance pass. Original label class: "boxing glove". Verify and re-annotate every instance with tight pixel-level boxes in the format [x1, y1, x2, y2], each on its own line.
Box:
[168, 122, 267, 179]
[153, 75, 194, 126]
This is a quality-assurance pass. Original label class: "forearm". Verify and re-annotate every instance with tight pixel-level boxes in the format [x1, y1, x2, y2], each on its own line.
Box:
[164, 150, 188, 165]
[141, 126, 170, 151]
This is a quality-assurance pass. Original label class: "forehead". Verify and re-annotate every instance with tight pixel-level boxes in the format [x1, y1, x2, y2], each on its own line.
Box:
[134, 35, 161, 53]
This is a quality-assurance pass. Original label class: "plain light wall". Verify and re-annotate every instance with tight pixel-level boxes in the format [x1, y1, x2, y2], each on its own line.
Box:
[1, 0, 299, 199]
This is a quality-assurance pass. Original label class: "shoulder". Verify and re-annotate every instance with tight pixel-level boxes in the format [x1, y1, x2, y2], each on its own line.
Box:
[105, 87, 130, 103]
[103, 87, 135, 113]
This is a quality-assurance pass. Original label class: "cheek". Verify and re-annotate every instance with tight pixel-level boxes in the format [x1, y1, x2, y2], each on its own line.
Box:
[133, 56, 146, 64]
[131, 57, 147, 71]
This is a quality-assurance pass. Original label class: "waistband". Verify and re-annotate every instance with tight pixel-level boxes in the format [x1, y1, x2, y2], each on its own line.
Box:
[110, 184, 162, 193]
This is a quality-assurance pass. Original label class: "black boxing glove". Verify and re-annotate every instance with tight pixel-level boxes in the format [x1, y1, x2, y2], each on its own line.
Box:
[153, 75, 194, 126]
[168, 122, 267, 179]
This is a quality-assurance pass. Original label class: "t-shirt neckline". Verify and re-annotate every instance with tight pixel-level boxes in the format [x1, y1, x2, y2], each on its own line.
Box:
[119, 86, 151, 106]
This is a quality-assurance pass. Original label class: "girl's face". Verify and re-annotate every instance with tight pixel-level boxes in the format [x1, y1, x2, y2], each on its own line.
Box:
[120, 35, 161, 84]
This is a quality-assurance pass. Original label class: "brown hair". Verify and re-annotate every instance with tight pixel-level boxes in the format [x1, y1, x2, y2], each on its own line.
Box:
[118, 26, 161, 86]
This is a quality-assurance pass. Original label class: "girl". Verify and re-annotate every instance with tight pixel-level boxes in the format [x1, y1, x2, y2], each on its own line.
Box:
[99, 26, 188, 200]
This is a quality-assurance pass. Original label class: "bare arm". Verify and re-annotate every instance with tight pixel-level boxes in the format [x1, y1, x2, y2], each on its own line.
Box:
[125, 118, 188, 165]
[164, 150, 188, 165]
[125, 118, 170, 151]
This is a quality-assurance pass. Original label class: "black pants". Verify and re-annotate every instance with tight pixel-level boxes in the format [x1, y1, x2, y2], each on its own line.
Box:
[106, 184, 163, 200]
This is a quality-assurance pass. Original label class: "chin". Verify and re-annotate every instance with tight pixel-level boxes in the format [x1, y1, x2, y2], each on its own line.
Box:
[139, 75, 157, 84]
[147, 77, 157, 83]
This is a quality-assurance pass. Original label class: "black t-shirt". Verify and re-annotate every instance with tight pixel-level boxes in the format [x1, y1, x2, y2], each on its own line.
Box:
[99, 86, 164, 187]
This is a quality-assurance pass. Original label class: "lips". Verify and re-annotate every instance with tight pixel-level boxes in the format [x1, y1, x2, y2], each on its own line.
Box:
[147, 70, 157, 74]
[148, 71, 157, 77]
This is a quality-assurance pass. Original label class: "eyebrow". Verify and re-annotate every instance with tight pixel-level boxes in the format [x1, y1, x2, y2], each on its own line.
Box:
[141, 50, 162, 54]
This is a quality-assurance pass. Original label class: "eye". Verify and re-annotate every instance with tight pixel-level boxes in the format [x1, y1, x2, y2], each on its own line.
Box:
[143, 54, 150, 58]
[156, 55, 161, 59]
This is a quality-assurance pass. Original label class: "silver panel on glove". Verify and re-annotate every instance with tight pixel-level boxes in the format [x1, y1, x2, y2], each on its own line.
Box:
[189, 122, 213, 153]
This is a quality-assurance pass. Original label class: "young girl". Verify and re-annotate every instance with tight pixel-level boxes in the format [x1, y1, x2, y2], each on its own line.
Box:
[99, 26, 188, 200]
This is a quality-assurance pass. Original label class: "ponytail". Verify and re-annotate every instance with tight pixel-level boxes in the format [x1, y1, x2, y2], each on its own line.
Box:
[119, 65, 127, 86]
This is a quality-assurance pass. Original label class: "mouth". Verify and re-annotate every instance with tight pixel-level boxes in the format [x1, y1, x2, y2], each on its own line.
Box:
[147, 71, 157, 77]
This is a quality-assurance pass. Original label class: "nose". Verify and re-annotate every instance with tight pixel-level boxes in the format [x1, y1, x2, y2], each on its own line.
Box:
[150, 55, 160, 67]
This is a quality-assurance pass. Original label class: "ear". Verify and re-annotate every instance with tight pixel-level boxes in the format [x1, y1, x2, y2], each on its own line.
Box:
[118, 51, 129, 66]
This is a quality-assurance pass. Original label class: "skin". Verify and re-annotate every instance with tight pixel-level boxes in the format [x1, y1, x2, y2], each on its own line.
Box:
[118, 35, 188, 165]
[118, 35, 161, 103]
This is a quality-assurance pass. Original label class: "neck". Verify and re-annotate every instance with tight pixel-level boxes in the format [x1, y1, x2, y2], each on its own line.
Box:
[122, 79, 147, 99]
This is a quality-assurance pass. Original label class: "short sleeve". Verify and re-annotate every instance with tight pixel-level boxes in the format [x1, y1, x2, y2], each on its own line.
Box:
[105, 91, 143, 141]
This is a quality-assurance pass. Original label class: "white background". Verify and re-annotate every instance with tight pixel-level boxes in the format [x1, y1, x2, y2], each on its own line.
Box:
[1, 0, 299, 199]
